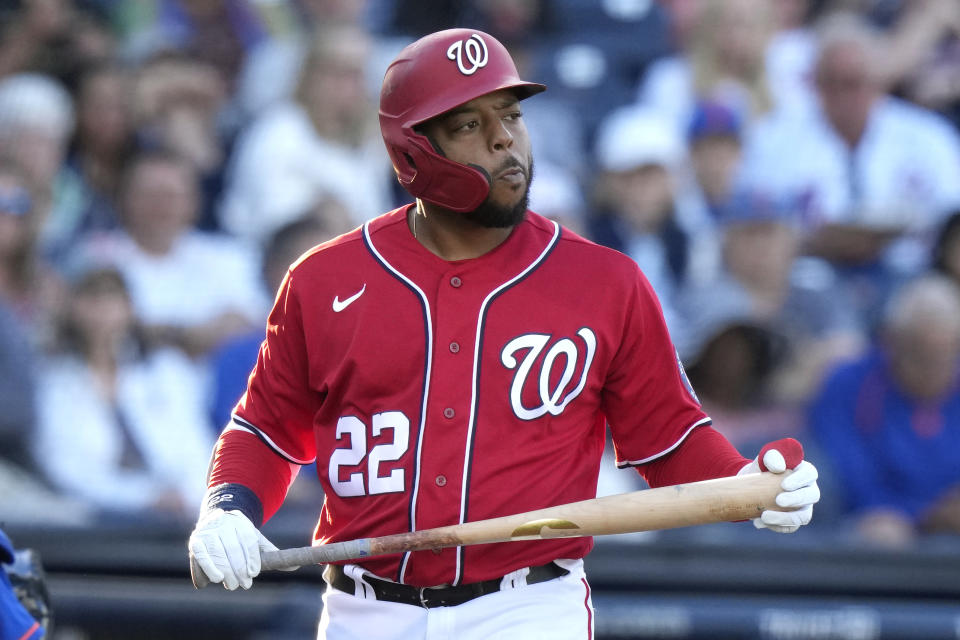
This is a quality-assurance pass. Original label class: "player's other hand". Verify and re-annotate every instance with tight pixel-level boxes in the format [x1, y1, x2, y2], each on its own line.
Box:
[188, 508, 279, 590]
[737, 438, 820, 534]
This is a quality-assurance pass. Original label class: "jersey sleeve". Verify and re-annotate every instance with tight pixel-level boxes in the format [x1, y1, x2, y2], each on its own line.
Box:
[231, 268, 320, 465]
[639, 425, 749, 488]
[207, 428, 299, 524]
[602, 265, 711, 468]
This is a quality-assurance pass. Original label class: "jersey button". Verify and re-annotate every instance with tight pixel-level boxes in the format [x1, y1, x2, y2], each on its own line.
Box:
[435, 475, 447, 487]
[449, 341, 460, 353]
[443, 407, 455, 419]
[450, 276, 462, 288]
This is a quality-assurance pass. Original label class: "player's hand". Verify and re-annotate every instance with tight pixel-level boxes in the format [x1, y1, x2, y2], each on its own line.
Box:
[188, 508, 279, 590]
[737, 438, 820, 534]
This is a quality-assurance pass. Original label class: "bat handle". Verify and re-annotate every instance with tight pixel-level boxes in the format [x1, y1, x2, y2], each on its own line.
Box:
[190, 541, 322, 589]
[259, 549, 292, 571]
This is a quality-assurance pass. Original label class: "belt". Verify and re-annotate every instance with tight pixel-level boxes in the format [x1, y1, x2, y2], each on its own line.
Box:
[325, 561, 570, 608]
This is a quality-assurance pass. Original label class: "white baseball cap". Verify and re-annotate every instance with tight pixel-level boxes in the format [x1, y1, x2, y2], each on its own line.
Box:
[0, 73, 75, 139]
[594, 105, 684, 172]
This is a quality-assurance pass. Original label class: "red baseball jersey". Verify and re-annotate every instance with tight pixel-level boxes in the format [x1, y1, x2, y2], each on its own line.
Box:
[224, 206, 710, 587]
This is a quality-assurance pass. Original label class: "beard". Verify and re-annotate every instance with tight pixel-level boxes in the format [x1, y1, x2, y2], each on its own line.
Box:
[461, 157, 534, 229]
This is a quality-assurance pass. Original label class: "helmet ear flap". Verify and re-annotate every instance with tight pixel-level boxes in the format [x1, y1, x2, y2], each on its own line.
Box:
[391, 146, 418, 187]
[400, 135, 489, 212]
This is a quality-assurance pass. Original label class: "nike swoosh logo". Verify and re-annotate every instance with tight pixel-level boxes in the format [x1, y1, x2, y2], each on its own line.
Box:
[332, 284, 366, 312]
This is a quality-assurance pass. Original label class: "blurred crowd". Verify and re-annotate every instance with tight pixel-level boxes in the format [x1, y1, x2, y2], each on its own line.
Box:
[0, 0, 959, 551]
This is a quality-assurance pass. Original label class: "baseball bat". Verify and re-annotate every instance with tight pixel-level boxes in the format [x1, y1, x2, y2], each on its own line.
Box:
[191, 470, 789, 588]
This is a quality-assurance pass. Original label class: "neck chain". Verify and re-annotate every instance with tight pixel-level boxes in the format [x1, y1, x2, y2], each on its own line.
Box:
[413, 202, 425, 240]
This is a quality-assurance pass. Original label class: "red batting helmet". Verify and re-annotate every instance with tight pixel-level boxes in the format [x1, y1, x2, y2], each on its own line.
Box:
[379, 29, 546, 212]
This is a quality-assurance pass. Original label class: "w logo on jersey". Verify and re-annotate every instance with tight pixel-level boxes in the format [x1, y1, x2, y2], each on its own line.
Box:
[446, 34, 488, 76]
[500, 328, 597, 421]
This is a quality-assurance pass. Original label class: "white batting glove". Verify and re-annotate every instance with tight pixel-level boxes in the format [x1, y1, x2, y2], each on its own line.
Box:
[737, 439, 820, 534]
[188, 508, 279, 590]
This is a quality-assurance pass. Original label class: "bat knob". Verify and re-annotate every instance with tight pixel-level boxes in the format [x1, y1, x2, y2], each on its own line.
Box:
[190, 552, 211, 589]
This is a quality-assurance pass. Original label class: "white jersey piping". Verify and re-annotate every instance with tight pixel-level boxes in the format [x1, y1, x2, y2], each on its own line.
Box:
[363, 219, 434, 584]
[614, 416, 713, 467]
[455, 219, 561, 585]
[228, 416, 317, 465]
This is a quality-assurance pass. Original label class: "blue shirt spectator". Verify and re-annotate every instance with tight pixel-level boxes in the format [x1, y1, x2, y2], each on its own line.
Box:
[209, 330, 262, 432]
[809, 274, 960, 545]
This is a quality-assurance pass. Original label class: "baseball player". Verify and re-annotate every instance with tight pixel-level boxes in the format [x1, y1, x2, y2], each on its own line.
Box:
[189, 28, 821, 639]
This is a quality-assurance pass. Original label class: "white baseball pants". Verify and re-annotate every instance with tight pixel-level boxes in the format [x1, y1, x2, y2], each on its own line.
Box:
[317, 558, 594, 640]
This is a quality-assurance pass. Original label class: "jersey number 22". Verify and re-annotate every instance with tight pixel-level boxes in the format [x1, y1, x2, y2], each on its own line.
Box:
[329, 412, 409, 497]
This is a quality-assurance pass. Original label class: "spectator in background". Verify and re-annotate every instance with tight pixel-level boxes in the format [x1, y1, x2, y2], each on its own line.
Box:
[51, 63, 136, 258]
[133, 53, 230, 228]
[209, 213, 339, 431]
[0, 73, 75, 255]
[69, 150, 265, 359]
[0, 0, 115, 88]
[686, 99, 745, 223]
[219, 23, 394, 243]
[678, 282, 788, 452]
[637, 0, 776, 139]
[588, 105, 712, 336]
[680, 194, 865, 448]
[741, 12, 960, 327]
[32, 266, 213, 522]
[0, 164, 90, 526]
[0, 162, 40, 470]
[721, 196, 864, 402]
[0, 163, 77, 525]
[809, 275, 960, 546]
[0, 159, 61, 350]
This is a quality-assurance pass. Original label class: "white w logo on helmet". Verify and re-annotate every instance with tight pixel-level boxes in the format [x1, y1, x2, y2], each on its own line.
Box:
[446, 34, 489, 76]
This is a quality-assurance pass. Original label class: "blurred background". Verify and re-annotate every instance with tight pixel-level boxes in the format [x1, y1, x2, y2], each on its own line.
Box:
[0, 0, 959, 638]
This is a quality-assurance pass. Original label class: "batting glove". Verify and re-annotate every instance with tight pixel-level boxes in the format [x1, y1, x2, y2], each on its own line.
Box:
[188, 508, 279, 590]
[737, 438, 820, 533]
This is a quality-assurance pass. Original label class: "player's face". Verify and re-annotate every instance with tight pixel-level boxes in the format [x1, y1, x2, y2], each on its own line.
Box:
[421, 89, 533, 227]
